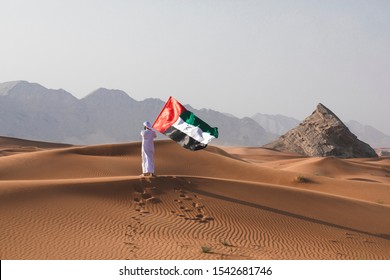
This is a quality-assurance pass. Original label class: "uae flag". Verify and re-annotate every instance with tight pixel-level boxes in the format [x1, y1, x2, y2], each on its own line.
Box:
[152, 97, 219, 151]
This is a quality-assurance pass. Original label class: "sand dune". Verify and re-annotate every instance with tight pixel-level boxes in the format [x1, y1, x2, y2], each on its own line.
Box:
[0, 136, 72, 157]
[0, 137, 389, 259]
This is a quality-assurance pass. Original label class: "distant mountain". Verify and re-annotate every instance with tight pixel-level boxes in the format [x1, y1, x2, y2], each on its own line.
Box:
[345, 120, 390, 148]
[251, 113, 300, 135]
[0, 81, 78, 143]
[375, 148, 390, 157]
[0, 81, 273, 146]
[263, 103, 378, 158]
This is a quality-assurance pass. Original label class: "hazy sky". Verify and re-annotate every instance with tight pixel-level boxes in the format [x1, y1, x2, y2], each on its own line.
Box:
[1, 0, 389, 134]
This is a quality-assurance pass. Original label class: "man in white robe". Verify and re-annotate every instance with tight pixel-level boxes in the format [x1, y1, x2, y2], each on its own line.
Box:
[140, 121, 157, 176]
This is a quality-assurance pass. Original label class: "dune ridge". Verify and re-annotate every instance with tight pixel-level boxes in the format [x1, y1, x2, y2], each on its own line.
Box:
[0, 138, 389, 259]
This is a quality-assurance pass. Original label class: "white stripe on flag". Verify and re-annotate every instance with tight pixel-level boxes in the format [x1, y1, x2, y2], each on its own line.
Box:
[172, 117, 216, 144]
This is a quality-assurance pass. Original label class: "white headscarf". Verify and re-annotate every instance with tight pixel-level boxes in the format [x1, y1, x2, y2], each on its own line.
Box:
[143, 121, 153, 130]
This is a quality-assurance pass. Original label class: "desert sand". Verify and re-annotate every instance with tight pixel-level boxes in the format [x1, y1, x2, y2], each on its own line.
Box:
[0, 136, 389, 260]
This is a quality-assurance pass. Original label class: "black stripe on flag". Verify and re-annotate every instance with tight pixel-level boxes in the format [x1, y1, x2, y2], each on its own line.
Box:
[164, 126, 207, 151]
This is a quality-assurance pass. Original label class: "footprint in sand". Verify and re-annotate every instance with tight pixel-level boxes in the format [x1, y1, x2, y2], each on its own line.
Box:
[172, 187, 214, 223]
[126, 182, 163, 256]
[147, 197, 162, 203]
[141, 191, 152, 200]
[133, 183, 162, 213]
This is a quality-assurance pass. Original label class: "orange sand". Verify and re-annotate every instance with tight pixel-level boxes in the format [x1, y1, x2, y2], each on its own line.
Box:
[0, 137, 389, 259]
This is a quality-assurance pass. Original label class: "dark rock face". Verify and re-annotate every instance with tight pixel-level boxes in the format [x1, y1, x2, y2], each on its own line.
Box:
[263, 103, 378, 158]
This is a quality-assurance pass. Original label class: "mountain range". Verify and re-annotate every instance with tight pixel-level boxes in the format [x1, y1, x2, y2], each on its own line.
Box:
[0, 81, 273, 146]
[1, 80, 389, 148]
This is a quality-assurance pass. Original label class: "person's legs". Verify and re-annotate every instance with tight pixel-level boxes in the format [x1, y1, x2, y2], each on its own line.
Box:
[141, 150, 148, 176]
[145, 149, 155, 175]
[141, 146, 155, 176]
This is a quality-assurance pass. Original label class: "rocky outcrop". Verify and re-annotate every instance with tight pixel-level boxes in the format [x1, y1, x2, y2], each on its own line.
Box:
[263, 103, 378, 158]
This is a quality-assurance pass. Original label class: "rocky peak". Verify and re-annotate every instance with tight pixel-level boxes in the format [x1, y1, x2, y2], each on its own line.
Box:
[0, 81, 21, 96]
[0, 80, 77, 107]
[317, 102, 340, 118]
[263, 103, 378, 158]
[82, 88, 136, 107]
[84, 88, 134, 100]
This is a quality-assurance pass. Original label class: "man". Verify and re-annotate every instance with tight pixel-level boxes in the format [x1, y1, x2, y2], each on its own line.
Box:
[140, 121, 157, 176]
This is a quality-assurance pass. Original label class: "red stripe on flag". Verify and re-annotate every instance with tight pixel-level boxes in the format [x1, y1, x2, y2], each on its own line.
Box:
[152, 96, 186, 133]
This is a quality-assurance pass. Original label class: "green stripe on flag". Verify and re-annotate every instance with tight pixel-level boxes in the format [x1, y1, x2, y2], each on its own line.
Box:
[180, 110, 219, 138]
